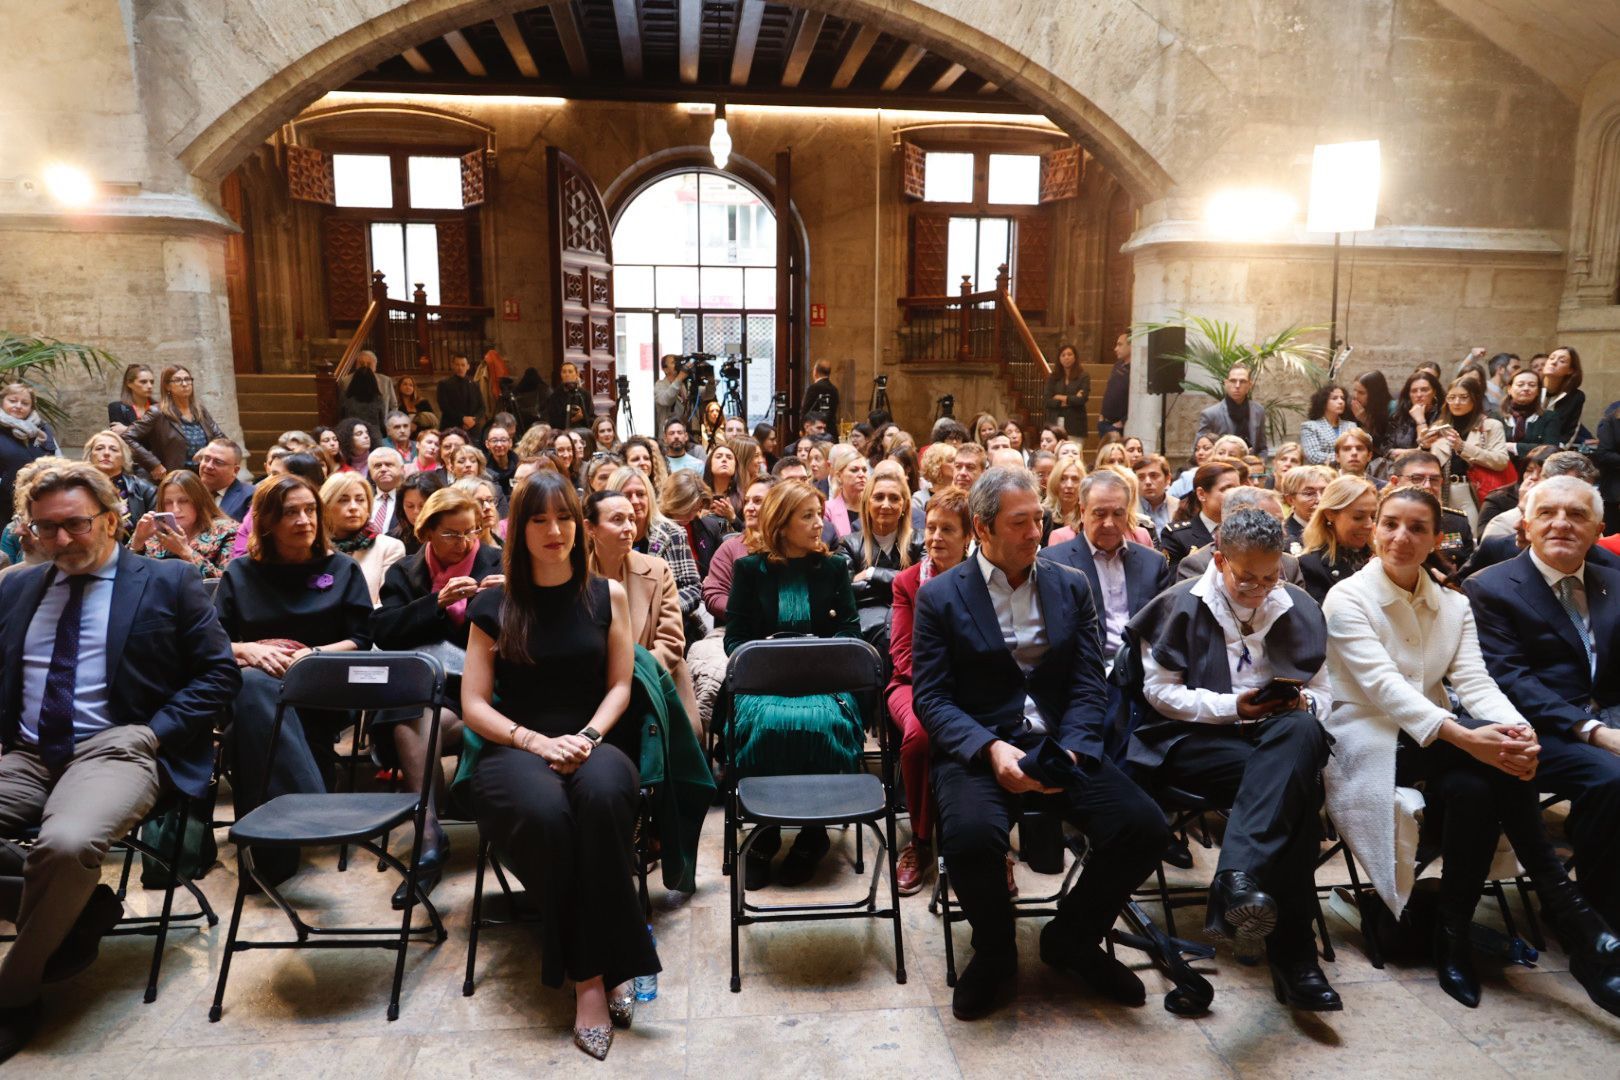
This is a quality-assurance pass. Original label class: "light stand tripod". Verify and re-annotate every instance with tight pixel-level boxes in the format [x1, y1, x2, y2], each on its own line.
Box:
[870, 375, 891, 422]
[615, 375, 635, 439]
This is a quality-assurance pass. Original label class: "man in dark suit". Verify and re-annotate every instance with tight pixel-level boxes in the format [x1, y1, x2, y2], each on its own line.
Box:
[196, 438, 253, 522]
[437, 352, 485, 432]
[1194, 364, 1267, 456]
[913, 468, 1168, 1020]
[545, 360, 590, 431]
[0, 461, 239, 1059]
[1466, 475, 1620, 928]
[366, 446, 407, 535]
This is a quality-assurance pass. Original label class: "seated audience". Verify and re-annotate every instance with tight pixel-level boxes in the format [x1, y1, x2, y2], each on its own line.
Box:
[84, 429, 154, 524]
[196, 438, 254, 521]
[0, 384, 59, 522]
[582, 452, 624, 494]
[621, 434, 670, 490]
[0, 461, 238, 1059]
[1388, 451, 1476, 576]
[822, 445, 869, 542]
[405, 428, 442, 476]
[1333, 427, 1380, 487]
[839, 466, 918, 617]
[688, 475, 777, 739]
[913, 467, 1168, 1021]
[950, 442, 989, 494]
[1388, 371, 1445, 451]
[452, 476, 505, 549]
[1278, 464, 1334, 551]
[229, 450, 328, 560]
[214, 475, 374, 885]
[703, 440, 742, 518]
[1176, 487, 1305, 586]
[1423, 378, 1510, 528]
[660, 469, 731, 580]
[1159, 460, 1242, 576]
[1322, 485, 1620, 1014]
[604, 466, 701, 624]
[390, 470, 446, 556]
[1135, 455, 1174, 536]
[1168, 434, 1216, 502]
[332, 417, 375, 478]
[1270, 442, 1304, 487]
[366, 446, 407, 535]
[482, 422, 516, 494]
[130, 469, 238, 578]
[1297, 475, 1378, 604]
[1499, 370, 1561, 463]
[320, 471, 407, 605]
[1125, 509, 1338, 1010]
[1042, 457, 1085, 547]
[382, 410, 417, 465]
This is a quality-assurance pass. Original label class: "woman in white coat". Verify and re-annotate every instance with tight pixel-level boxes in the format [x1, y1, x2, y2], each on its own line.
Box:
[1321, 485, 1620, 1015]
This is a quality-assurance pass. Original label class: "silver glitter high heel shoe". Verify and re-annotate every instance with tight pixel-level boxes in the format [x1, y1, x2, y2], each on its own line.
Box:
[608, 984, 635, 1029]
[573, 1024, 613, 1061]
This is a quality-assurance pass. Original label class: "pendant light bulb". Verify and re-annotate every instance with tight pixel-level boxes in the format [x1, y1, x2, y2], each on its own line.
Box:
[710, 103, 732, 170]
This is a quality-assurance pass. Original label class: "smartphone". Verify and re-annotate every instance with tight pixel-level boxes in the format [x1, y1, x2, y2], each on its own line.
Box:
[151, 511, 180, 533]
[1427, 423, 1455, 437]
[1250, 676, 1303, 707]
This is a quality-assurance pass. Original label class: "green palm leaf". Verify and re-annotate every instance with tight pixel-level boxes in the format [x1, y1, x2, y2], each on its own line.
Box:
[0, 332, 119, 428]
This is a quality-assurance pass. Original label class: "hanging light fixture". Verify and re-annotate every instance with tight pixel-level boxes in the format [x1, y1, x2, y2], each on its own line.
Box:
[709, 102, 732, 170]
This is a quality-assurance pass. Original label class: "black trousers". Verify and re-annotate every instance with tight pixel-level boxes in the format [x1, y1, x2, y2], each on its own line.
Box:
[1152, 711, 1328, 960]
[1396, 734, 1568, 921]
[472, 741, 658, 991]
[1533, 730, 1620, 926]
[933, 737, 1168, 957]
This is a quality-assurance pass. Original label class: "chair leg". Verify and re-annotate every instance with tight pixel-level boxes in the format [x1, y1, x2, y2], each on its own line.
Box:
[463, 838, 489, 997]
[729, 805, 743, 993]
[884, 811, 907, 985]
[1314, 888, 1336, 963]
[1515, 875, 1545, 951]
[208, 872, 250, 1022]
[854, 822, 865, 875]
[1341, 846, 1384, 969]
[1155, 863, 1178, 939]
[143, 800, 189, 1004]
[387, 820, 430, 1022]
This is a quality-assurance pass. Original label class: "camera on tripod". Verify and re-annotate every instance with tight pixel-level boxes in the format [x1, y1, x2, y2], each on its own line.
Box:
[720, 354, 750, 382]
[873, 374, 889, 389]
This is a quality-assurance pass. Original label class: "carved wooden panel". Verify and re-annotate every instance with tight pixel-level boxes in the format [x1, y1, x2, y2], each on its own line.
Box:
[460, 148, 486, 207]
[560, 167, 609, 256]
[1013, 215, 1051, 313]
[548, 147, 616, 413]
[1102, 185, 1136, 360]
[563, 269, 586, 304]
[1039, 146, 1083, 203]
[322, 218, 370, 322]
[589, 270, 611, 307]
[909, 213, 949, 297]
[287, 145, 335, 205]
[900, 140, 926, 201]
[565, 318, 586, 350]
[220, 171, 259, 373]
[590, 318, 612, 355]
[436, 218, 471, 306]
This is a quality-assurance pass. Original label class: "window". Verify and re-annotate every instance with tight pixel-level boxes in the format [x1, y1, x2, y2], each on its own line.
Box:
[407, 156, 463, 209]
[333, 154, 393, 208]
[987, 154, 1040, 205]
[922, 152, 974, 202]
[368, 223, 442, 306]
[946, 217, 1012, 291]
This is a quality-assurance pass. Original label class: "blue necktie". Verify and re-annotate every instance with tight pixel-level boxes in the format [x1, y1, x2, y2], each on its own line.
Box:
[37, 575, 89, 770]
[1555, 576, 1596, 683]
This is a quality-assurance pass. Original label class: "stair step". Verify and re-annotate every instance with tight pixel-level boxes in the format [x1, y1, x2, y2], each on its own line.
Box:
[239, 410, 321, 429]
[236, 374, 318, 391]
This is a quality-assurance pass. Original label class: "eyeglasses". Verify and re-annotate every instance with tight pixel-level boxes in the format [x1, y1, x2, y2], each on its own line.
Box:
[29, 511, 109, 538]
[169, 376, 194, 385]
[435, 530, 481, 542]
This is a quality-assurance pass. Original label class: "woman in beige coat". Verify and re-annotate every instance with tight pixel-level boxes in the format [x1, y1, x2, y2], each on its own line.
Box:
[1322, 484, 1620, 1015]
[1422, 377, 1511, 528]
[584, 488, 702, 740]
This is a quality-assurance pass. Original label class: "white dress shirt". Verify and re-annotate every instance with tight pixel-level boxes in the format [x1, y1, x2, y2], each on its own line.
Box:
[1141, 561, 1332, 724]
[1089, 538, 1129, 660]
[19, 548, 119, 746]
[977, 550, 1048, 735]
[1529, 548, 1601, 739]
[371, 488, 398, 533]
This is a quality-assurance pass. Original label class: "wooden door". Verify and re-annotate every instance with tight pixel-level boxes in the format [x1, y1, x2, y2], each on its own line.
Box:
[220, 171, 260, 373]
[547, 147, 616, 417]
[1102, 185, 1136, 361]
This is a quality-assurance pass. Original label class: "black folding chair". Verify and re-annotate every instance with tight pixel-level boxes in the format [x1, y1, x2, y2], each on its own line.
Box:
[720, 637, 906, 992]
[208, 652, 449, 1023]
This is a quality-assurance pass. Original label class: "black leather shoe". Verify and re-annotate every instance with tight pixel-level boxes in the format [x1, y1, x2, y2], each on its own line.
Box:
[0, 1000, 39, 1064]
[392, 837, 450, 910]
[1269, 958, 1343, 1011]
[743, 826, 781, 891]
[1040, 921, 1146, 1005]
[951, 949, 1017, 1021]
[1163, 833, 1195, 871]
[43, 884, 123, 983]
[1542, 880, 1620, 1018]
[1433, 919, 1481, 1008]
[1204, 870, 1278, 943]
[776, 826, 831, 887]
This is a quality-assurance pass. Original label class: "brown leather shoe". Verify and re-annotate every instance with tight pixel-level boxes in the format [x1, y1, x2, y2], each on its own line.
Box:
[1006, 852, 1020, 899]
[896, 841, 930, 896]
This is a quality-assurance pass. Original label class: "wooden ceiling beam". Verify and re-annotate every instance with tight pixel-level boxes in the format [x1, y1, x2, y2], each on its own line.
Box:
[493, 14, 540, 79]
[780, 10, 825, 88]
[829, 25, 882, 90]
[443, 30, 487, 77]
[730, 0, 765, 86]
[880, 43, 927, 91]
[611, 0, 644, 81]
[550, 1, 591, 78]
[930, 62, 966, 93]
[401, 47, 433, 75]
[678, 0, 701, 84]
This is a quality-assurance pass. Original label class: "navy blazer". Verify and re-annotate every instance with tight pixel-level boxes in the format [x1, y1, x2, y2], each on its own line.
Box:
[0, 549, 241, 798]
[1458, 534, 1620, 581]
[216, 478, 254, 522]
[1464, 550, 1620, 738]
[1038, 537, 1168, 651]
[912, 556, 1109, 767]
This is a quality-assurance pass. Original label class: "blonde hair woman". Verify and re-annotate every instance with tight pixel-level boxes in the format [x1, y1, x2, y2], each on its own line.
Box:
[823, 443, 869, 541]
[1297, 475, 1377, 604]
[319, 470, 406, 604]
[84, 427, 155, 524]
[1041, 457, 1086, 543]
[605, 465, 701, 621]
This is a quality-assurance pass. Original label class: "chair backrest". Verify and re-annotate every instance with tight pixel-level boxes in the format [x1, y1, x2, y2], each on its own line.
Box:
[278, 651, 444, 713]
[724, 637, 884, 699]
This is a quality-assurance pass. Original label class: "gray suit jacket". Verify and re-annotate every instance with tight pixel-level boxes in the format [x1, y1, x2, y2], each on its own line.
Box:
[1195, 399, 1268, 456]
[1176, 544, 1305, 586]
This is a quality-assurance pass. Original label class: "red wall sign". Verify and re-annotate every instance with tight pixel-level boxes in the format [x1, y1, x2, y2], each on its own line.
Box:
[502, 297, 521, 321]
[809, 303, 827, 327]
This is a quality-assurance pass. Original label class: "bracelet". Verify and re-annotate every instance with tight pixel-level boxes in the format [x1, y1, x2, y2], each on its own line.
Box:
[507, 720, 524, 748]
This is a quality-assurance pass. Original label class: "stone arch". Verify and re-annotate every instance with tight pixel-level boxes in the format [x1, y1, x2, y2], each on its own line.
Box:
[157, 0, 1179, 202]
[1565, 65, 1620, 308]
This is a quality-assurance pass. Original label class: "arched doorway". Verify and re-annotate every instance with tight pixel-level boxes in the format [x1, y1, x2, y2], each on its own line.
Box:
[612, 169, 781, 428]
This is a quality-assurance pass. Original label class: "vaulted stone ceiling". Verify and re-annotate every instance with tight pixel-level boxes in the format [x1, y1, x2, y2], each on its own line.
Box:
[1435, 0, 1620, 100]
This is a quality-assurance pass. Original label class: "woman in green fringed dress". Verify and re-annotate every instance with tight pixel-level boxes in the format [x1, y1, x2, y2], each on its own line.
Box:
[724, 479, 863, 889]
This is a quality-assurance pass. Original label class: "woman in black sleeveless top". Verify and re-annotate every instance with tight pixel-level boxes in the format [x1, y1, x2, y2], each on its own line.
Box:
[461, 470, 653, 1060]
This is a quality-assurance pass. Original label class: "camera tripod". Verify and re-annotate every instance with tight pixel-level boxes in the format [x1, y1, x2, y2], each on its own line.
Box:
[871, 377, 891, 420]
[615, 375, 635, 440]
[718, 374, 745, 421]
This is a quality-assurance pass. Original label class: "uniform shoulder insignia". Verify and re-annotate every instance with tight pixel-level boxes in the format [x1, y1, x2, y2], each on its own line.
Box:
[1186, 543, 1207, 557]
[1167, 520, 1191, 531]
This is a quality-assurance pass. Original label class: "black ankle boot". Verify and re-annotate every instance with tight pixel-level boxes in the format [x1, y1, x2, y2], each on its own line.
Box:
[1433, 918, 1481, 1008]
[1541, 881, 1620, 1018]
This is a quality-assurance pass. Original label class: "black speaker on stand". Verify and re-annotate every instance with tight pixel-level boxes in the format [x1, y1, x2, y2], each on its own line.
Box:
[1146, 326, 1186, 457]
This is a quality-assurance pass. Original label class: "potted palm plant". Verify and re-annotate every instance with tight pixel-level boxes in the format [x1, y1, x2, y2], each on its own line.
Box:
[0, 331, 119, 428]
[1132, 315, 1329, 448]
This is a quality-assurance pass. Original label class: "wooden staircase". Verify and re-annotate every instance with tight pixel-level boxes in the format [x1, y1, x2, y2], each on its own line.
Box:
[234, 373, 322, 463]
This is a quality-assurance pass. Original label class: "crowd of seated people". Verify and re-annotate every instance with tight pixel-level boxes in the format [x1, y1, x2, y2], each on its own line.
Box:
[6, 343, 1620, 1061]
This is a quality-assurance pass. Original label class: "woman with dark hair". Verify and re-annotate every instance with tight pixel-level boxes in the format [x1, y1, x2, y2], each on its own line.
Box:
[1351, 370, 1394, 455]
[390, 470, 447, 556]
[620, 434, 670, 492]
[887, 445, 922, 504]
[751, 422, 779, 467]
[725, 480, 862, 889]
[1388, 371, 1445, 451]
[1299, 384, 1358, 465]
[215, 474, 374, 885]
[1159, 460, 1241, 576]
[1497, 370, 1561, 462]
[230, 450, 329, 560]
[865, 423, 898, 468]
[1323, 485, 1620, 1016]
[461, 470, 653, 1058]
[703, 440, 741, 518]
[551, 430, 581, 490]
[107, 363, 155, 431]
[130, 468, 237, 578]
[122, 364, 227, 478]
[1540, 345, 1586, 443]
[332, 417, 374, 478]
[1045, 343, 1090, 436]
[338, 362, 388, 434]
[1425, 378, 1510, 528]
[699, 398, 724, 449]
[1001, 418, 1027, 458]
[1038, 424, 1066, 453]
[313, 426, 341, 461]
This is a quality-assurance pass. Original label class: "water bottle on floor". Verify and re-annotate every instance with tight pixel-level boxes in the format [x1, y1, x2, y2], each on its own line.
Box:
[634, 925, 658, 1001]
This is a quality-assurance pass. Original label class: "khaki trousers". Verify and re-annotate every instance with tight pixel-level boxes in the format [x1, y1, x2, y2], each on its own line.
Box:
[0, 724, 163, 1006]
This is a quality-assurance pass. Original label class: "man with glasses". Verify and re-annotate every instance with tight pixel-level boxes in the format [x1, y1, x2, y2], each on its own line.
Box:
[1390, 451, 1475, 575]
[0, 461, 238, 1059]
[1122, 508, 1339, 1011]
[195, 438, 252, 521]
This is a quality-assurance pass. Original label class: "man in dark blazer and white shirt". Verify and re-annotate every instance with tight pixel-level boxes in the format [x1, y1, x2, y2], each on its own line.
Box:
[1465, 475, 1620, 928]
[913, 468, 1168, 1021]
[196, 438, 253, 522]
[0, 461, 239, 1059]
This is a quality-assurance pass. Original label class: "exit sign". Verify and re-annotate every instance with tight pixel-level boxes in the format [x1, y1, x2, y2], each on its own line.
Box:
[809, 303, 827, 327]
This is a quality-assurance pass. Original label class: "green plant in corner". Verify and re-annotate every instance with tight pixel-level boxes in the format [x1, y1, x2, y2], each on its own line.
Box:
[0, 331, 119, 429]
[1131, 315, 1329, 446]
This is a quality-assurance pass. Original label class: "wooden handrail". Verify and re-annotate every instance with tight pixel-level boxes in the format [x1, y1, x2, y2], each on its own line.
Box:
[332, 298, 382, 384]
[897, 289, 998, 309]
[997, 286, 1050, 376]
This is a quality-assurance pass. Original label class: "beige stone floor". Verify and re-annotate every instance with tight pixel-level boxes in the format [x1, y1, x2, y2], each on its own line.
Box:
[11, 806, 1620, 1079]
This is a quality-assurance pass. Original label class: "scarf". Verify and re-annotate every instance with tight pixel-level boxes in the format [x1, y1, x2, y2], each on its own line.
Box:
[0, 411, 47, 447]
[825, 493, 853, 538]
[426, 538, 480, 625]
[333, 523, 378, 555]
[918, 554, 938, 586]
[1224, 395, 1252, 444]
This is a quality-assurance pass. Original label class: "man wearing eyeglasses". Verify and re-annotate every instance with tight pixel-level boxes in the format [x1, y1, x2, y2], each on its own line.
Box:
[0, 461, 238, 1060]
[1390, 451, 1475, 576]
[1121, 508, 1339, 1012]
[195, 438, 252, 521]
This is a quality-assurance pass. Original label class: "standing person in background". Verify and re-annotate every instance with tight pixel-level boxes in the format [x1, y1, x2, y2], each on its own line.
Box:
[653, 355, 689, 439]
[800, 359, 840, 433]
[1484, 353, 1520, 412]
[122, 365, 226, 480]
[1498, 370, 1561, 464]
[1540, 345, 1586, 444]
[1350, 371, 1395, 458]
[438, 353, 484, 433]
[1195, 365, 1268, 456]
[1389, 371, 1446, 452]
[1424, 378, 1511, 529]
[1045, 343, 1091, 438]
[752, 423, 780, 468]
[337, 350, 398, 436]
[1099, 332, 1132, 438]
[106, 363, 155, 433]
